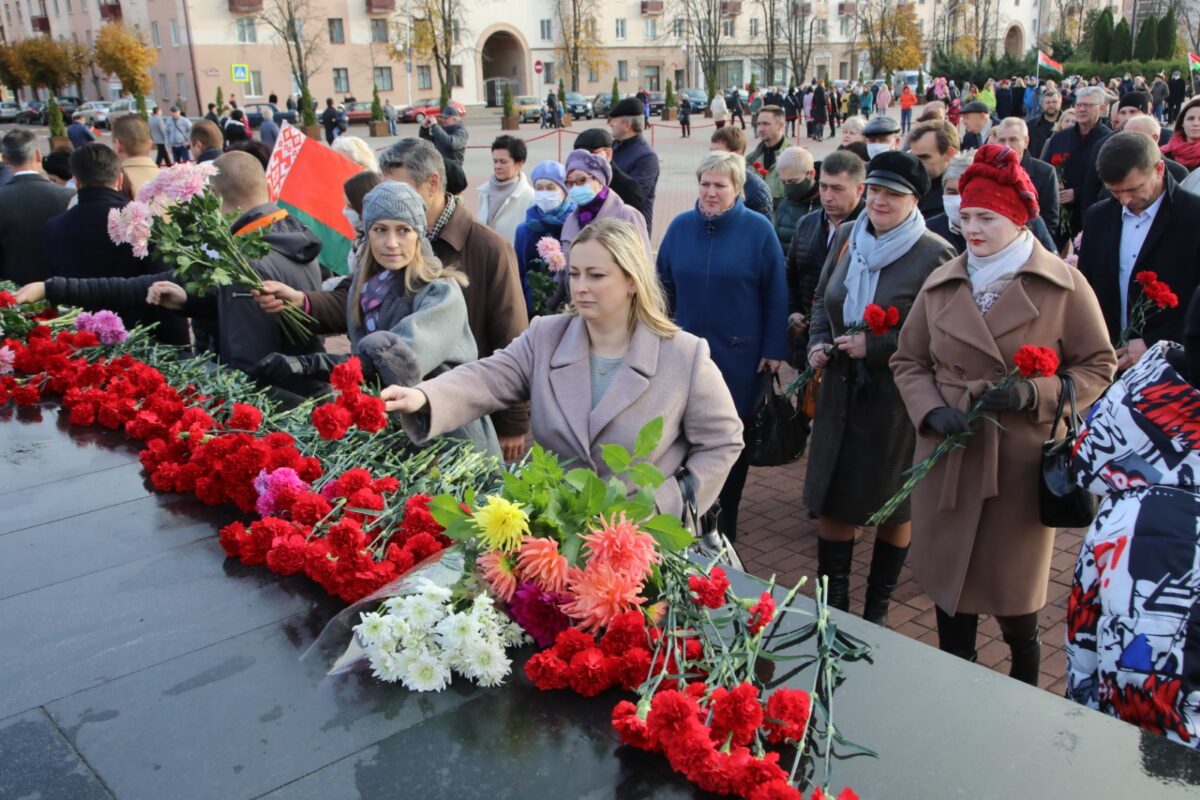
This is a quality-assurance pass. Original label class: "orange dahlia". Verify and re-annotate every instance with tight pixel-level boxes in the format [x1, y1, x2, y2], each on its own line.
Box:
[561, 563, 646, 633]
[515, 536, 570, 593]
[478, 550, 518, 602]
[580, 513, 661, 579]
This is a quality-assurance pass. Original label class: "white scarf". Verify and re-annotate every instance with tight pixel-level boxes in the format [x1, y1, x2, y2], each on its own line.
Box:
[966, 229, 1033, 297]
[842, 208, 927, 323]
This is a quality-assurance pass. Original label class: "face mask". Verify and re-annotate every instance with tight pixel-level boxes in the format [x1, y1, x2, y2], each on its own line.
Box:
[343, 208, 361, 230]
[784, 180, 813, 204]
[568, 184, 597, 206]
[534, 190, 564, 212]
[866, 143, 890, 159]
[942, 194, 962, 228]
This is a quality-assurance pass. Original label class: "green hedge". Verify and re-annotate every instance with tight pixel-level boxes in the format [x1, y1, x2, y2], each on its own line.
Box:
[1058, 58, 1190, 81]
[932, 49, 1191, 86]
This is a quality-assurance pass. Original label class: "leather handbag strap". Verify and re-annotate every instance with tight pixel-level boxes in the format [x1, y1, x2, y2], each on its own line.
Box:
[1048, 374, 1079, 441]
[676, 467, 700, 531]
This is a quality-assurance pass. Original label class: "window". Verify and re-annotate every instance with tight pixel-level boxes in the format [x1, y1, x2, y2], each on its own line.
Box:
[615, 17, 626, 39]
[817, 18, 827, 35]
[332, 68, 349, 93]
[772, 18, 781, 36]
[328, 18, 344, 44]
[159, 73, 169, 98]
[543, 61, 554, 84]
[838, 61, 847, 80]
[839, 16, 850, 35]
[51, 0, 57, 16]
[721, 18, 734, 36]
[586, 17, 597, 37]
[374, 66, 393, 91]
[170, 19, 179, 46]
[644, 18, 656, 37]
[749, 17, 758, 36]
[417, 65, 432, 90]
[248, 70, 263, 96]
[65, 0, 70, 13]
[588, 66, 598, 82]
[151, 20, 160, 47]
[288, 17, 301, 42]
[617, 60, 628, 81]
[176, 73, 187, 98]
[673, 17, 683, 37]
[450, 64, 463, 87]
[370, 18, 387, 42]
[539, 18, 551, 40]
[235, 17, 256, 43]
[643, 65, 660, 91]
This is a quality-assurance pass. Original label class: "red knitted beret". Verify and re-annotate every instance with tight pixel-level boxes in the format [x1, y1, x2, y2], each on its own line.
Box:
[958, 143, 1040, 226]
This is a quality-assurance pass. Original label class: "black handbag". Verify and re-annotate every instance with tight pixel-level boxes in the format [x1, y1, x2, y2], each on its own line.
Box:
[1039, 375, 1097, 528]
[677, 468, 742, 571]
[746, 372, 808, 468]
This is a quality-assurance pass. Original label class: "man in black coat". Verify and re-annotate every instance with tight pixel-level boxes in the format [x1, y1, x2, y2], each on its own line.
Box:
[1078, 132, 1200, 372]
[960, 101, 1000, 149]
[573, 127, 647, 222]
[1027, 88, 1063, 161]
[994, 117, 1060, 235]
[1167, 70, 1187, 123]
[0, 129, 74, 286]
[907, 119, 958, 219]
[608, 98, 660, 232]
[1041, 85, 1112, 237]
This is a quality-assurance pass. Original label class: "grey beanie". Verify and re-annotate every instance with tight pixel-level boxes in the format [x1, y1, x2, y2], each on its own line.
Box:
[564, 148, 612, 187]
[362, 181, 427, 232]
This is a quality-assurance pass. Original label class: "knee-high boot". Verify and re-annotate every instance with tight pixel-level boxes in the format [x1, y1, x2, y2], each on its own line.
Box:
[816, 538, 854, 612]
[1004, 628, 1042, 686]
[863, 540, 908, 627]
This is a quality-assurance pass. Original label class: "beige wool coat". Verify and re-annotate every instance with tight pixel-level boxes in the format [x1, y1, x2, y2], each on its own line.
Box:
[891, 242, 1117, 617]
[402, 313, 744, 517]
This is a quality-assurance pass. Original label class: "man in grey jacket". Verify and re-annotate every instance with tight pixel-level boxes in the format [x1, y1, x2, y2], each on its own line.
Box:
[149, 106, 172, 166]
[418, 105, 468, 166]
[165, 106, 192, 164]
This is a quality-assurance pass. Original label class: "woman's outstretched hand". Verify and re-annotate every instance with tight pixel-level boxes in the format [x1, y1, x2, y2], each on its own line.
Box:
[380, 385, 428, 414]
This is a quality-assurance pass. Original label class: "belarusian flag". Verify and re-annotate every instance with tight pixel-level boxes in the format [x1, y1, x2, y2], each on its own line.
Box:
[265, 122, 362, 275]
[1038, 50, 1064, 76]
[1190, 52, 1200, 72]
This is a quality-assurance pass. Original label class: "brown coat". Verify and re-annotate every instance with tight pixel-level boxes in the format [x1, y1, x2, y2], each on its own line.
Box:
[891, 242, 1117, 617]
[402, 314, 744, 517]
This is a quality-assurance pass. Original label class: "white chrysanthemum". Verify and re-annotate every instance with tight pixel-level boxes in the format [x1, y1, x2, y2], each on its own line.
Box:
[415, 578, 453, 603]
[367, 648, 405, 683]
[459, 639, 511, 687]
[356, 611, 390, 648]
[434, 611, 480, 653]
[402, 650, 452, 692]
[401, 595, 447, 631]
[381, 595, 408, 614]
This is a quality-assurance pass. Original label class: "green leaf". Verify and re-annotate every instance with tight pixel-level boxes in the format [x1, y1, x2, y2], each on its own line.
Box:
[427, 494, 470, 528]
[633, 417, 664, 459]
[600, 443, 632, 475]
[578, 472, 608, 515]
[564, 468, 594, 491]
[561, 531, 585, 566]
[641, 513, 693, 552]
[626, 462, 665, 489]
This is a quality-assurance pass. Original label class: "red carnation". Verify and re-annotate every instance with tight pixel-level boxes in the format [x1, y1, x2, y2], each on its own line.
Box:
[612, 700, 657, 750]
[265, 533, 307, 575]
[750, 780, 802, 800]
[227, 403, 263, 432]
[12, 384, 40, 406]
[599, 609, 649, 655]
[552, 627, 596, 660]
[0, 290, 16, 307]
[709, 682, 763, 746]
[862, 303, 901, 336]
[616, 647, 652, 691]
[646, 689, 704, 742]
[524, 649, 570, 690]
[330, 357, 365, 395]
[1135, 270, 1158, 286]
[567, 646, 613, 697]
[1013, 345, 1059, 378]
[311, 402, 353, 440]
[349, 393, 388, 433]
[1049, 153, 1069, 167]
[1144, 279, 1179, 309]
[747, 592, 776, 634]
[763, 687, 812, 744]
[688, 566, 731, 609]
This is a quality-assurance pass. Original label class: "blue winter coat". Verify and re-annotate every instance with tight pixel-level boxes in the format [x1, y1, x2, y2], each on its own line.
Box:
[611, 134, 660, 233]
[657, 198, 790, 418]
[513, 200, 573, 314]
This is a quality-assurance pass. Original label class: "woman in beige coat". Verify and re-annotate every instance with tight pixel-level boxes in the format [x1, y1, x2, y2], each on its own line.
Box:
[891, 145, 1116, 684]
[381, 218, 744, 518]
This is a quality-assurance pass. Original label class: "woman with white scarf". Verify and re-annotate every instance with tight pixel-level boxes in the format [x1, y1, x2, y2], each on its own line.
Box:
[892, 145, 1115, 684]
[805, 151, 957, 627]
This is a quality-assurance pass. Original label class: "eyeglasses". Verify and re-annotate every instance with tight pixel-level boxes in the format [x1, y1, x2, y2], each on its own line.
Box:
[1074, 103, 1101, 109]
[564, 176, 593, 187]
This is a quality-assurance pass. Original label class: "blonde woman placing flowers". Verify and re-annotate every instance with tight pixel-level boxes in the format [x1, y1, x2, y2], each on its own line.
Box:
[382, 218, 744, 518]
[891, 144, 1116, 685]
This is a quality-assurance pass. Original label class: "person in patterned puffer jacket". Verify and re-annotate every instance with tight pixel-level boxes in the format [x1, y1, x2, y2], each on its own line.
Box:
[1066, 291, 1200, 750]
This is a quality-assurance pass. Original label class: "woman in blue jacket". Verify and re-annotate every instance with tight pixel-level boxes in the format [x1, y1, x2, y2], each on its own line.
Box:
[513, 160, 574, 316]
[657, 150, 790, 542]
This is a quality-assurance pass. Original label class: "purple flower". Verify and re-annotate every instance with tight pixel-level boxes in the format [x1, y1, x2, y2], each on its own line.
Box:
[507, 582, 571, 648]
[254, 467, 310, 517]
[75, 309, 128, 344]
[0, 345, 13, 376]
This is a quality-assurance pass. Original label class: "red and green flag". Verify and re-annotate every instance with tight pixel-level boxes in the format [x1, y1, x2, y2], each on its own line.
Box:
[1190, 52, 1200, 73]
[266, 123, 363, 275]
[1037, 50, 1064, 76]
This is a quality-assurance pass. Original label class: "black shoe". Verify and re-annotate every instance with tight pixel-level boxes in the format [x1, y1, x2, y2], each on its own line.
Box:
[1004, 630, 1042, 686]
[863, 540, 908, 627]
[816, 538, 855, 612]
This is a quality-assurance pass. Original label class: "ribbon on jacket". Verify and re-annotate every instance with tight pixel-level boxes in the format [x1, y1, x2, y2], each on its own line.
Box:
[934, 372, 1002, 512]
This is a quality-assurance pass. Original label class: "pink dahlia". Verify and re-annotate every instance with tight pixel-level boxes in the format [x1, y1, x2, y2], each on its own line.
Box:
[561, 563, 646, 633]
[478, 550, 518, 602]
[580, 513, 661, 580]
[515, 536, 570, 593]
[507, 582, 571, 647]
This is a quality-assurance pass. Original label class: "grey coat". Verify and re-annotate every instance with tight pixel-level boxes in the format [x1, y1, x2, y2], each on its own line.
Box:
[803, 222, 956, 524]
[346, 256, 500, 456]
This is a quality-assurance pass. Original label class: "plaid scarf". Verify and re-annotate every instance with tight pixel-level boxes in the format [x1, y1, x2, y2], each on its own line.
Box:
[427, 193, 458, 241]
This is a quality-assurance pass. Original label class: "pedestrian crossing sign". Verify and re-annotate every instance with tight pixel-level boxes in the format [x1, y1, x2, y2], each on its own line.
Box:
[231, 64, 250, 83]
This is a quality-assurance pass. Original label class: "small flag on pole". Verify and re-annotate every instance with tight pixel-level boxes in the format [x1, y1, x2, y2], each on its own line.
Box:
[1190, 52, 1200, 72]
[1038, 50, 1064, 76]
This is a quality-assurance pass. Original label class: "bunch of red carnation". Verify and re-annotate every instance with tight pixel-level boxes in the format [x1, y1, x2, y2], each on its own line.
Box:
[1012, 345, 1060, 379]
[311, 357, 388, 440]
[862, 304, 900, 336]
[525, 611, 670, 696]
[1134, 271, 1180, 310]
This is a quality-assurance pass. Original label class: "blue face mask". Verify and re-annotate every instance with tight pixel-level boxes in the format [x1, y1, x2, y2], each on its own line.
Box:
[568, 184, 597, 206]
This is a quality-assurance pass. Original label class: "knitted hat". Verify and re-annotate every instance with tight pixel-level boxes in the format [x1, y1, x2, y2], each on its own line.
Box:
[958, 144, 1040, 226]
[564, 148, 612, 186]
[1118, 91, 1151, 113]
[530, 160, 567, 192]
[362, 181, 427, 232]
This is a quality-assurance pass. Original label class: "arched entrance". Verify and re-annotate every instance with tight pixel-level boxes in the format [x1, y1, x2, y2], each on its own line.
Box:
[1004, 24, 1024, 59]
[480, 29, 526, 107]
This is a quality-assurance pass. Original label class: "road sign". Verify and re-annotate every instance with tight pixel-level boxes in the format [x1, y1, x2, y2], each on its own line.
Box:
[534, 60, 543, 75]
[231, 64, 250, 83]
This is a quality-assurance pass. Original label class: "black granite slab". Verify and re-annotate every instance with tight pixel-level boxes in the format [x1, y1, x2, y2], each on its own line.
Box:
[4, 410, 1200, 800]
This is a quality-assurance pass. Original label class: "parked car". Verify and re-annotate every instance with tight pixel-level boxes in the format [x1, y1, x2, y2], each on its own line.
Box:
[107, 96, 159, 123]
[343, 101, 375, 125]
[243, 102, 298, 129]
[680, 89, 710, 112]
[591, 92, 635, 118]
[563, 92, 593, 119]
[16, 101, 46, 124]
[0, 101, 20, 122]
[399, 98, 467, 123]
[77, 101, 112, 128]
[514, 96, 542, 123]
[56, 96, 82, 115]
[645, 91, 665, 115]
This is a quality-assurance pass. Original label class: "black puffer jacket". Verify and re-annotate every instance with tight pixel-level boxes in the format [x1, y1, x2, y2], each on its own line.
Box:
[44, 269, 193, 346]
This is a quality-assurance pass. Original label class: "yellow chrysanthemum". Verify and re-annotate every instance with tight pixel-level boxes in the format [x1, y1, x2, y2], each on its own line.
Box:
[473, 495, 529, 553]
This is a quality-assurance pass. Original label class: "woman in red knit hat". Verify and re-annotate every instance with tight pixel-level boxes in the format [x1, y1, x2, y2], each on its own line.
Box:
[891, 144, 1117, 685]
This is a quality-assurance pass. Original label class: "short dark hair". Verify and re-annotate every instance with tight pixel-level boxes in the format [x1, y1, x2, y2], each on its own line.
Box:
[1097, 131, 1162, 184]
[710, 125, 747, 154]
[908, 120, 960, 154]
[491, 134, 527, 163]
[226, 139, 271, 171]
[758, 104, 785, 122]
[42, 147, 74, 181]
[190, 119, 224, 150]
[344, 170, 385, 215]
[820, 150, 867, 183]
[69, 143, 122, 188]
[208, 103, 216, 111]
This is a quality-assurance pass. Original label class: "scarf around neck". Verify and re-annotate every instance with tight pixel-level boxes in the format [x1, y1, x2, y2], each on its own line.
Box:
[525, 200, 574, 235]
[482, 174, 521, 226]
[966, 229, 1033, 314]
[842, 208, 926, 323]
[576, 187, 609, 226]
[1162, 134, 1200, 169]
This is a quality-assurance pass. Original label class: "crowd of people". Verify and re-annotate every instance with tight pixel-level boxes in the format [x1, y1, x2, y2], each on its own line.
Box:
[1, 69, 1199, 749]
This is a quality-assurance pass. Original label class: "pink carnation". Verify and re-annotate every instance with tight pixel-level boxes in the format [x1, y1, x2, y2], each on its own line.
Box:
[536, 236, 567, 272]
[106, 201, 156, 258]
[253, 466, 311, 517]
[75, 310, 128, 344]
[0, 345, 13, 376]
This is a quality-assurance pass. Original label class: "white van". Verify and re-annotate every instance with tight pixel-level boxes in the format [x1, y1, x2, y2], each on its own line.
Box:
[107, 96, 159, 122]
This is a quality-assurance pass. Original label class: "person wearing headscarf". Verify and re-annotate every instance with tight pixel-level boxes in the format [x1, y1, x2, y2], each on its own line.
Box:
[559, 148, 649, 257]
[805, 151, 957, 627]
[513, 160, 574, 315]
[892, 144, 1116, 684]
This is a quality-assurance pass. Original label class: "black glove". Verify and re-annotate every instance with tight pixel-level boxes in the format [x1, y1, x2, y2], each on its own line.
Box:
[924, 407, 970, 437]
[979, 380, 1035, 412]
[250, 353, 306, 384]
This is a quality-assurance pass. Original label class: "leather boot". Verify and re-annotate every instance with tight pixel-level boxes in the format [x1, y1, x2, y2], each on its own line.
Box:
[863, 540, 909, 627]
[1005, 630, 1042, 686]
[816, 538, 854, 612]
[935, 607, 978, 664]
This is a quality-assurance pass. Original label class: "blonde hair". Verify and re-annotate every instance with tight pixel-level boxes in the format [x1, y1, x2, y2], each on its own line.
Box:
[568, 218, 679, 338]
[331, 135, 380, 172]
[350, 238, 467, 328]
[695, 150, 746, 193]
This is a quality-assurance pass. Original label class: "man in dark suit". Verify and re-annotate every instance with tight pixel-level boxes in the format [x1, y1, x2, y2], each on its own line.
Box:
[1111, 115, 1189, 184]
[1027, 88, 1063, 161]
[0, 129, 74, 286]
[960, 101, 1000, 149]
[1042, 85, 1112, 237]
[573, 127, 647, 222]
[1078, 132, 1200, 371]
[994, 116, 1060, 235]
[608, 97, 660, 232]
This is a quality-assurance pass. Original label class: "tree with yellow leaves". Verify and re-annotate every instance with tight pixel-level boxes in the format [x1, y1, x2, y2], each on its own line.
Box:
[554, 0, 605, 93]
[857, 0, 924, 77]
[94, 22, 155, 117]
[15, 36, 71, 95]
[0, 43, 29, 102]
